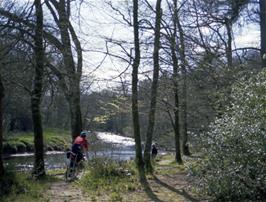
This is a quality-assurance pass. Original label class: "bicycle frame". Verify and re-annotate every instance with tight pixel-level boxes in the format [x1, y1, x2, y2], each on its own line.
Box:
[65, 152, 81, 182]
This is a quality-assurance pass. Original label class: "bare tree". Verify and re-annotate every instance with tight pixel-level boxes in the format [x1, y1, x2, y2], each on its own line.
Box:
[132, 0, 146, 182]
[0, 1, 83, 140]
[0, 74, 4, 177]
[260, 0, 266, 68]
[168, 0, 183, 163]
[45, 0, 83, 140]
[144, 0, 162, 173]
[174, 2, 190, 156]
[31, 0, 45, 178]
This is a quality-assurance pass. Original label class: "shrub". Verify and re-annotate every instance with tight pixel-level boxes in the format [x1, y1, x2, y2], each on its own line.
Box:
[191, 70, 266, 201]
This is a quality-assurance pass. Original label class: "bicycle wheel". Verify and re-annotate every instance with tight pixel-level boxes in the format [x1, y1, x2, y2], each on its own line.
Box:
[65, 157, 78, 181]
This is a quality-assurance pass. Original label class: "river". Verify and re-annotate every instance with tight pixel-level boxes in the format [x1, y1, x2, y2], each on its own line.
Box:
[4, 132, 136, 171]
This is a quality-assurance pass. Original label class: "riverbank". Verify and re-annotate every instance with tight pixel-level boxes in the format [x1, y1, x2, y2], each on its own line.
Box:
[3, 129, 71, 154]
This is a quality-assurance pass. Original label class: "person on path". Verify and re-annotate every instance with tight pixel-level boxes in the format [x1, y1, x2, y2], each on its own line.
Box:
[151, 143, 158, 159]
[71, 131, 89, 165]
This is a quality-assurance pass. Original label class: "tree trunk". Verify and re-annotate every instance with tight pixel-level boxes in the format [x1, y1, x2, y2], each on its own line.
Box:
[171, 0, 183, 164]
[225, 19, 233, 68]
[144, 0, 162, 173]
[260, 0, 266, 68]
[57, 0, 83, 140]
[132, 0, 145, 182]
[0, 75, 4, 178]
[69, 89, 82, 140]
[176, 10, 190, 156]
[0, 1, 83, 141]
[32, 0, 45, 178]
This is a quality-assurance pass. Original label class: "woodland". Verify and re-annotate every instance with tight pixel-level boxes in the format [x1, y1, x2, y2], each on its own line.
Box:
[0, 0, 265, 201]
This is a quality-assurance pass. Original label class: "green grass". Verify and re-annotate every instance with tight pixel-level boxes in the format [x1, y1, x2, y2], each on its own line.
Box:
[78, 154, 196, 201]
[3, 128, 71, 153]
[78, 158, 140, 201]
[0, 171, 58, 202]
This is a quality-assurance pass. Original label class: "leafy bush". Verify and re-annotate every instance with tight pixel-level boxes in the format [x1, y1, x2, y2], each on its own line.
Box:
[191, 70, 266, 201]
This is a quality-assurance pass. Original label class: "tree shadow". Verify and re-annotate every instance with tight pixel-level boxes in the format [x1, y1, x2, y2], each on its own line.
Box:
[152, 175, 199, 202]
[141, 179, 164, 202]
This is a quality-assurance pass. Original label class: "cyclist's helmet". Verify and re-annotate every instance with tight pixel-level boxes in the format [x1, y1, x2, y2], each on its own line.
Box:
[80, 131, 87, 137]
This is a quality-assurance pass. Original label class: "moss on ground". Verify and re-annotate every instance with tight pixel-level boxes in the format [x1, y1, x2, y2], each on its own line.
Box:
[3, 128, 71, 154]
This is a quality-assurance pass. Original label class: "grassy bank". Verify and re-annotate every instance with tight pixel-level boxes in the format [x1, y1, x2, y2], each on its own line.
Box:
[3, 128, 71, 154]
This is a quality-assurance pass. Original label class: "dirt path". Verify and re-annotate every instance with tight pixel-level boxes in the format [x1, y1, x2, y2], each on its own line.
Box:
[46, 174, 89, 202]
[45, 156, 201, 202]
[46, 173, 196, 202]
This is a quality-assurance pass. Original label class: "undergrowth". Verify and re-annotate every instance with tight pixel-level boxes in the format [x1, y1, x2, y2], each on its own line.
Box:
[78, 158, 140, 201]
[0, 170, 57, 202]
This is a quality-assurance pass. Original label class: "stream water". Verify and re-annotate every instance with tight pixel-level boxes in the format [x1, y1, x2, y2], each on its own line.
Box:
[4, 132, 136, 171]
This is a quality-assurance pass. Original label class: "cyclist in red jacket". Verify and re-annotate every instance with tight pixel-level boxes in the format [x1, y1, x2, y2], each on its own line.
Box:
[71, 131, 89, 163]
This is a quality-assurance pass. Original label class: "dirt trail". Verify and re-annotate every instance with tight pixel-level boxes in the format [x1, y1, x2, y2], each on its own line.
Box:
[46, 175, 193, 202]
[46, 175, 89, 202]
[46, 156, 200, 202]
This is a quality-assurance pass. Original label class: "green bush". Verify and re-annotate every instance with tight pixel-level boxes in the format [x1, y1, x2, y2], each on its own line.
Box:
[191, 70, 266, 201]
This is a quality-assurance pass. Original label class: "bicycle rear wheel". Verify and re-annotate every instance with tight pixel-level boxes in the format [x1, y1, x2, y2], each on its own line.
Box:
[65, 157, 78, 181]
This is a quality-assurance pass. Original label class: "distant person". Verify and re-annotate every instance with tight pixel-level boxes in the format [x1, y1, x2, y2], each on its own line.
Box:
[71, 131, 89, 164]
[151, 143, 158, 159]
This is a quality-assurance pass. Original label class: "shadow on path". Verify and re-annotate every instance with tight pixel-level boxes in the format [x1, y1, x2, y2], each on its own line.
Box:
[152, 175, 199, 202]
[141, 179, 164, 202]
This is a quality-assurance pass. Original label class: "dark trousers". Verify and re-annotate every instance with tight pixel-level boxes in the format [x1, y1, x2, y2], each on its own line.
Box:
[70, 144, 83, 167]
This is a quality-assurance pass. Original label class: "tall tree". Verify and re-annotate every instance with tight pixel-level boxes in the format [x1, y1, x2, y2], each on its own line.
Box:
[144, 0, 162, 173]
[45, 0, 83, 140]
[0, 73, 4, 178]
[0, 1, 83, 140]
[31, 0, 45, 177]
[175, 4, 190, 156]
[260, 0, 266, 68]
[132, 0, 145, 182]
[169, 0, 183, 163]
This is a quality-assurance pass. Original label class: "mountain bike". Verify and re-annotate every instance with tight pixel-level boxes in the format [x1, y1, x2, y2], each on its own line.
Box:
[65, 151, 85, 182]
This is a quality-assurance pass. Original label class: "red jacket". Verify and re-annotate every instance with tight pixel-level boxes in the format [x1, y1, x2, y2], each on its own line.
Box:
[74, 136, 88, 150]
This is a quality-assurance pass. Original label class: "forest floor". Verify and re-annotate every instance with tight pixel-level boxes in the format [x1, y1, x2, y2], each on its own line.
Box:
[45, 154, 204, 202]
